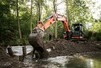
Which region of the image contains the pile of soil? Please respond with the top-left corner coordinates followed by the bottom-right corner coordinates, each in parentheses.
top-left (45, 39), bottom-right (101, 57)
top-left (0, 46), bottom-right (26, 68)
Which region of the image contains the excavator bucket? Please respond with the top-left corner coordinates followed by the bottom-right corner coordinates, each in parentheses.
top-left (28, 29), bottom-right (48, 59)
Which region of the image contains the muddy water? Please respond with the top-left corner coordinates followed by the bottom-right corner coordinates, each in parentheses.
top-left (23, 53), bottom-right (101, 68)
top-left (11, 46), bottom-right (101, 68)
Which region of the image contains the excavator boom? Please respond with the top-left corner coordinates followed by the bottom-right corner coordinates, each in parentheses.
top-left (35, 13), bottom-right (70, 32)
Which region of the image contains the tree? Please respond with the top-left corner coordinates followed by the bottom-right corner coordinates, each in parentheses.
top-left (16, 0), bottom-right (22, 41)
top-left (34, 0), bottom-right (44, 21)
top-left (30, 0), bottom-right (33, 33)
top-left (65, 0), bottom-right (69, 23)
top-left (0, 0), bottom-right (18, 45)
top-left (53, 0), bottom-right (57, 38)
top-left (66, 0), bottom-right (90, 26)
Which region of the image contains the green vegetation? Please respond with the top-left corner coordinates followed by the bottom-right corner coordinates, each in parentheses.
top-left (0, 0), bottom-right (101, 46)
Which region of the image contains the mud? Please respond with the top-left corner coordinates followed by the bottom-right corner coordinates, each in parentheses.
top-left (44, 39), bottom-right (101, 57)
top-left (0, 46), bottom-right (26, 68)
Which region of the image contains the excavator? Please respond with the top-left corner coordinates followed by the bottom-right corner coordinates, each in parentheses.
top-left (28, 13), bottom-right (83, 59)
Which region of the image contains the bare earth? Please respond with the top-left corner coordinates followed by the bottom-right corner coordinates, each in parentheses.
top-left (45, 39), bottom-right (101, 57)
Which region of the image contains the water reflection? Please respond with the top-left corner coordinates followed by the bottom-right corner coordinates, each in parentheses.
top-left (65, 54), bottom-right (101, 68)
top-left (65, 57), bottom-right (86, 68)
top-left (23, 54), bottom-right (101, 68)
top-left (32, 54), bottom-right (101, 68)
top-left (86, 59), bottom-right (94, 68)
top-left (10, 46), bottom-right (101, 68)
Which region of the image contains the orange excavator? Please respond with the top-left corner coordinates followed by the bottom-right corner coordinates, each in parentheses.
top-left (28, 13), bottom-right (83, 59)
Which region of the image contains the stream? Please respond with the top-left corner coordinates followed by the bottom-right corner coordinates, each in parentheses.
top-left (10, 45), bottom-right (101, 68)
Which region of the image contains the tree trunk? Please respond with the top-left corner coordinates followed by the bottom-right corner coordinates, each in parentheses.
top-left (54, 22), bottom-right (57, 38)
top-left (17, 0), bottom-right (22, 39)
top-left (53, 0), bottom-right (57, 38)
top-left (36, 0), bottom-right (42, 21)
top-left (53, 0), bottom-right (57, 13)
top-left (38, 3), bottom-right (41, 21)
top-left (65, 0), bottom-right (69, 24)
top-left (30, 0), bottom-right (32, 33)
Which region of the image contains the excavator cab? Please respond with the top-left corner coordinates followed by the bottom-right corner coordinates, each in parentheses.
top-left (71, 23), bottom-right (83, 40)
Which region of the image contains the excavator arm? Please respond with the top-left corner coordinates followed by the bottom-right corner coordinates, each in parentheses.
top-left (34, 13), bottom-right (71, 37)
top-left (56, 14), bottom-right (71, 38)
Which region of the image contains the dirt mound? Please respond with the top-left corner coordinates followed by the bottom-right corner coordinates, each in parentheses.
top-left (45, 39), bottom-right (101, 57)
top-left (0, 46), bottom-right (26, 68)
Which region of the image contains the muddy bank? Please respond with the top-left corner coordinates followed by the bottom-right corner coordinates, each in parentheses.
top-left (0, 46), bottom-right (26, 68)
top-left (45, 39), bottom-right (101, 57)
